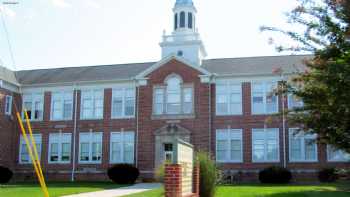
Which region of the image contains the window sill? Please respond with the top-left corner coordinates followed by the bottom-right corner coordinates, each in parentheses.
top-left (78, 161), bottom-right (102, 164)
top-left (80, 118), bottom-right (103, 121)
top-left (50, 119), bottom-right (73, 122)
top-left (289, 160), bottom-right (318, 163)
top-left (111, 116), bottom-right (135, 120)
top-left (48, 162), bottom-right (71, 164)
top-left (216, 161), bottom-right (243, 163)
top-left (252, 160), bottom-right (280, 163)
top-left (151, 114), bottom-right (195, 120)
top-left (327, 160), bottom-right (350, 163)
top-left (216, 114), bottom-right (243, 117)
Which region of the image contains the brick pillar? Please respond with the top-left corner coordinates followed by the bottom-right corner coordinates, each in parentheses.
top-left (165, 164), bottom-right (182, 197)
top-left (192, 164), bottom-right (200, 196)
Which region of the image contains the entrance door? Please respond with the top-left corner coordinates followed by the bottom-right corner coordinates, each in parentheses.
top-left (164, 143), bottom-right (173, 163)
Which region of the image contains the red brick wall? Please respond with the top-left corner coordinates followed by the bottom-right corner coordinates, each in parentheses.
top-left (137, 59), bottom-right (210, 177)
top-left (1, 59), bottom-right (349, 182)
top-left (0, 88), bottom-right (20, 170)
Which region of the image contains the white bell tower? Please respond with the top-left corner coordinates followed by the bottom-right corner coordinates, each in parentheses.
top-left (160, 0), bottom-right (207, 66)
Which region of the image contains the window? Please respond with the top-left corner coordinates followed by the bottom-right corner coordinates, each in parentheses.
top-left (188, 12), bottom-right (193, 28)
top-left (216, 82), bottom-right (242, 115)
top-left (216, 129), bottom-right (243, 163)
top-left (81, 89), bottom-right (104, 119)
top-left (164, 143), bottom-right (174, 162)
top-left (19, 134), bottom-right (42, 164)
top-left (22, 93), bottom-right (44, 121)
top-left (288, 94), bottom-right (304, 109)
top-left (112, 88), bottom-right (135, 118)
top-left (153, 75), bottom-right (193, 115)
top-left (48, 133), bottom-right (72, 163)
top-left (327, 146), bottom-right (350, 162)
top-left (177, 50), bottom-right (183, 57)
top-left (252, 128), bottom-right (279, 162)
top-left (79, 132), bottom-right (102, 163)
top-left (174, 13), bottom-right (178, 30)
top-left (110, 132), bottom-right (135, 164)
top-left (5, 95), bottom-right (12, 115)
top-left (289, 128), bottom-right (317, 162)
top-left (252, 82), bottom-right (278, 114)
top-left (180, 11), bottom-right (185, 28)
top-left (51, 91), bottom-right (73, 120)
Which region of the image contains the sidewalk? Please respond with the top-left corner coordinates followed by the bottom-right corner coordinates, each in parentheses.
top-left (62, 183), bottom-right (162, 197)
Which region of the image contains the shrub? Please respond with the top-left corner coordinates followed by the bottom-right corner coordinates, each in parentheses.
top-left (107, 164), bottom-right (139, 184)
top-left (0, 166), bottom-right (13, 184)
top-left (259, 166), bottom-right (292, 184)
top-left (196, 151), bottom-right (217, 197)
top-left (154, 162), bottom-right (166, 182)
top-left (318, 168), bottom-right (338, 182)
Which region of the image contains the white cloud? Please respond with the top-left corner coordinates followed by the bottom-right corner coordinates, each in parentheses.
top-left (86, 0), bottom-right (101, 9)
top-left (52, 0), bottom-right (72, 8)
top-left (0, 5), bottom-right (16, 18)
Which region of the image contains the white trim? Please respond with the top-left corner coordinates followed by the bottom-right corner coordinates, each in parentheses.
top-left (78, 132), bottom-right (103, 164)
top-left (252, 128), bottom-right (280, 163)
top-left (4, 95), bottom-right (13, 115)
top-left (48, 133), bottom-right (72, 164)
top-left (111, 87), bottom-right (136, 119)
top-left (50, 91), bottom-right (74, 121)
top-left (215, 129), bottom-right (243, 163)
top-left (251, 81), bottom-right (279, 115)
top-left (19, 134), bottom-right (42, 164)
top-left (80, 89), bottom-right (104, 120)
top-left (215, 81), bottom-right (243, 116)
top-left (288, 128), bottom-right (318, 163)
top-left (327, 145), bottom-right (350, 162)
top-left (109, 131), bottom-right (135, 164)
top-left (135, 55), bottom-right (211, 79)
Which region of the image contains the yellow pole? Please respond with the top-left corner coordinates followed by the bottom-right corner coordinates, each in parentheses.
top-left (24, 110), bottom-right (50, 197)
top-left (16, 113), bottom-right (49, 197)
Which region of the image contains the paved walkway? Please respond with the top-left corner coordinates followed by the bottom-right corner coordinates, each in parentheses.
top-left (62, 183), bottom-right (162, 197)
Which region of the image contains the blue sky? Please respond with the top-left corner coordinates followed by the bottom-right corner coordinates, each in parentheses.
top-left (0, 0), bottom-right (302, 71)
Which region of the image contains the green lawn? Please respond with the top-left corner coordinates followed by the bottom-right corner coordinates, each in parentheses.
top-left (0, 182), bottom-right (126, 197)
top-left (124, 183), bottom-right (350, 197)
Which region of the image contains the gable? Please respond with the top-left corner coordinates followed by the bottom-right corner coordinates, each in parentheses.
top-left (135, 55), bottom-right (211, 80)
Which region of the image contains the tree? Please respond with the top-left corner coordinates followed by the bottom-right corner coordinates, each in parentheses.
top-left (262, 0), bottom-right (350, 153)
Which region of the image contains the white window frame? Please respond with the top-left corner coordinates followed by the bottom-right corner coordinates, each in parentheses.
top-left (50, 91), bottom-right (73, 121)
top-left (80, 89), bottom-right (104, 120)
top-left (215, 82), bottom-right (242, 116)
top-left (152, 75), bottom-right (194, 115)
top-left (5, 95), bottom-right (13, 115)
top-left (48, 133), bottom-right (72, 164)
top-left (79, 132), bottom-right (103, 164)
top-left (251, 81), bottom-right (279, 115)
top-left (110, 131), bottom-right (135, 164)
top-left (288, 128), bottom-right (318, 163)
top-left (288, 94), bottom-right (304, 109)
top-left (111, 88), bottom-right (135, 119)
top-left (252, 128), bottom-right (280, 163)
top-left (22, 93), bottom-right (44, 121)
top-left (216, 129), bottom-right (243, 163)
top-left (327, 145), bottom-right (350, 162)
top-left (19, 134), bottom-right (42, 164)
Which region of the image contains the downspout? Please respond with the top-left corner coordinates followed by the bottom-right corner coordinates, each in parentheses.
top-left (135, 80), bottom-right (140, 167)
top-left (281, 75), bottom-right (287, 168)
top-left (71, 84), bottom-right (78, 182)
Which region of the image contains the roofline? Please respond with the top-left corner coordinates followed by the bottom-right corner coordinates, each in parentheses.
top-left (20, 78), bottom-right (138, 88)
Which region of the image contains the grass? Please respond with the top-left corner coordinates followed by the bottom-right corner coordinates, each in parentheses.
top-left (124, 183), bottom-right (350, 197)
top-left (0, 182), bottom-right (126, 197)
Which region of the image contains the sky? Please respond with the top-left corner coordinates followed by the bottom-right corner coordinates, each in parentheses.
top-left (0, 0), bottom-right (304, 71)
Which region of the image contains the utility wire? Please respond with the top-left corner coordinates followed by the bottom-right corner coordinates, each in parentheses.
top-left (0, 1), bottom-right (17, 71)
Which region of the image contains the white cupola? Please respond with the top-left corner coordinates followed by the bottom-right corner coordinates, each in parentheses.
top-left (160, 0), bottom-right (207, 66)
